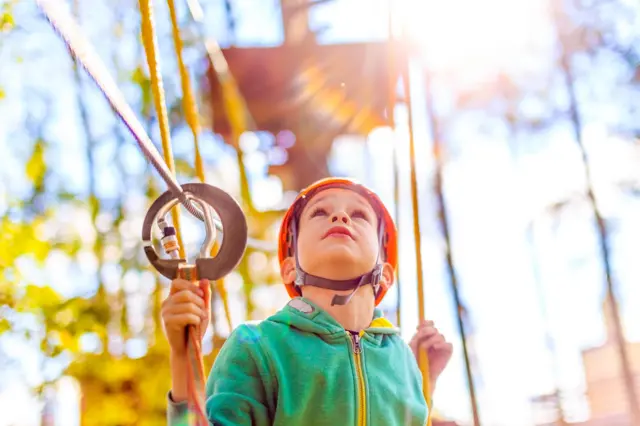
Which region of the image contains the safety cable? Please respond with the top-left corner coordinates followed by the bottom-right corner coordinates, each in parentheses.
top-left (35, 0), bottom-right (277, 253)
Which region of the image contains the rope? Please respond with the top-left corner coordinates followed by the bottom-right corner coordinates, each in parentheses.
top-left (166, 0), bottom-right (205, 183)
top-left (386, 1), bottom-right (401, 329)
top-left (36, 0), bottom-right (278, 253)
top-left (36, 1), bottom-right (211, 423)
top-left (166, 0), bottom-right (234, 359)
top-left (139, 0), bottom-right (187, 261)
top-left (424, 65), bottom-right (481, 426)
top-left (140, 1), bottom-right (215, 424)
top-left (401, 53), bottom-right (433, 425)
top-left (38, 3), bottom-right (432, 425)
top-left (183, 0), bottom-right (256, 214)
top-left (35, 0), bottom-right (197, 215)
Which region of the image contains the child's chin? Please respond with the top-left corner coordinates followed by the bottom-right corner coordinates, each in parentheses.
top-left (318, 244), bottom-right (358, 261)
top-left (313, 250), bottom-right (371, 276)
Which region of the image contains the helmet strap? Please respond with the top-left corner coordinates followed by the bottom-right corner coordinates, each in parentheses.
top-left (290, 214), bottom-right (386, 306)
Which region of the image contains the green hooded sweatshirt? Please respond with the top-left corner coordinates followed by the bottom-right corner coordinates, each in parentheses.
top-left (167, 297), bottom-right (428, 426)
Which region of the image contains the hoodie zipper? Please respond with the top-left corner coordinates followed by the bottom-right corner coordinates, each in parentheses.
top-left (348, 331), bottom-right (366, 426)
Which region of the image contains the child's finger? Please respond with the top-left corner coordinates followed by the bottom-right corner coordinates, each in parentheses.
top-left (417, 325), bottom-right (438, 340)
top-left (170, 279), bottom-right (205, 297)
top-left (432, 341), bottom-right (453, 352)
top-left (417, 320), bottom-right (434, 329)
top-left (171, 289), bottom-right (206, 309)
top-left (163, 301), bottom-right (207, 319)
top-left (166, 312), bottom-right (202, 328)
top-left (419, 333), bottom-right (444, 351)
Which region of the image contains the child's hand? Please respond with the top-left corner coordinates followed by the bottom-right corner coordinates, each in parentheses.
top-left (161, 278), bottom-right (211, 358)
top-left (409, 320), bottom-right (453, 389)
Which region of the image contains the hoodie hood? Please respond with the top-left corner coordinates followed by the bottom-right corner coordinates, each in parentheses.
top-left (268, 297), bottom-right (399, 339)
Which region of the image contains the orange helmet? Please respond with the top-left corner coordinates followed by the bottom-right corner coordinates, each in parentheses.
top-left (277, 177), bottom-right (397, 306)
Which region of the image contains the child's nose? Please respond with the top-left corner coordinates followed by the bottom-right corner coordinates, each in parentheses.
top-left (331, 212), bottom-right (350, 224)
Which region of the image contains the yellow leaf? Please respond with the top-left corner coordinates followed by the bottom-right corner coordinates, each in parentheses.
top-left (59, 330), bottom-right (78, 352)
top-left (0, 318), bottom-right (10, 334)
top-left (25, 140), bottom-right (46, 187)
top-left (0, 11), bottom-right (14, 33)
top-left (20, 285), bottom-right (62, 310)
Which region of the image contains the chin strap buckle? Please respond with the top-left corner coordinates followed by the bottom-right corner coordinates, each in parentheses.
top-left (371, 264), bottom-right (383, 296)
top-left (294, 267), bottom-right (305, 287)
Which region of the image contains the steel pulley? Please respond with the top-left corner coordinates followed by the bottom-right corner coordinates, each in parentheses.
top-left (141, 182), bottom-right (248, 281)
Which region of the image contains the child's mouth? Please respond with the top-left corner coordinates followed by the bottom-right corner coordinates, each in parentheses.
top-left (323, 226), bottom-right (354, 240)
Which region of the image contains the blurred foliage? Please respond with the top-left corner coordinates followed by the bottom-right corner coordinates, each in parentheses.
top-left (0, 1), bottom-right (284, 424)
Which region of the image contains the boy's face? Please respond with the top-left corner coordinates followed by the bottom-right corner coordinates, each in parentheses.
top-left (288, 187), bottom-right (381, 281)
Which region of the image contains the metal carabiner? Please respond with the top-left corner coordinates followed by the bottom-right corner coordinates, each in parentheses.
top-left (155, 193), bottom-right (217, 260)
top-left (141, 182), bottom-right (248, 281)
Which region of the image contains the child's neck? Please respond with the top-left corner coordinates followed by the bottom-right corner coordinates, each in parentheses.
top-left (302, 286), bottom-right (375, 331)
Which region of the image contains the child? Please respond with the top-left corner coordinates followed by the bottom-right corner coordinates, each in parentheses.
top-left (162, 177), bottom-right (453, 425)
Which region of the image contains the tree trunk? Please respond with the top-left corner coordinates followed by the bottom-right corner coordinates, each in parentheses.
top-left (555, 8), bottom-right (640, 422)
top-left (423, 68), bottom-right (481, 426)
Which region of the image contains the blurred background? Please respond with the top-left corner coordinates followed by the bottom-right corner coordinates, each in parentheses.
top-left (1, 0), bottom-right (639, 425)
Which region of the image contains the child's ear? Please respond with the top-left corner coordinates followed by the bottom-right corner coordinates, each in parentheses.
top-left (380, 262), bottom-right (395, 287)
top-left (280, 257), bottom-right (297, 284)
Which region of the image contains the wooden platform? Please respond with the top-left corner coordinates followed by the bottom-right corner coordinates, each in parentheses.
top-left (205, 41), bottom-right (405, 139)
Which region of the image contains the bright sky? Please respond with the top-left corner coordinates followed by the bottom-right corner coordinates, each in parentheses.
top-left (1, 0), bottom-right (640, 425)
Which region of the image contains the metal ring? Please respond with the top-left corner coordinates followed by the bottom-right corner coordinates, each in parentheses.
top-left (141, 183), bottom-right (248, 280)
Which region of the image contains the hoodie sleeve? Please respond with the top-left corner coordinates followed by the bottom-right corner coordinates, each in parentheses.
top-left (210, 323), bottom-right (275, 425)
top-left (166, 392), bottom-right (189, 426)
top-left (167, 323), bottom-right (273, 426)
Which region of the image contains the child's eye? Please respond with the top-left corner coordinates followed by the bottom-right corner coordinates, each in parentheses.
top-left (351, 209), bottom-right (368, 220)
top-left (310, 207), bottom-right (328, 218)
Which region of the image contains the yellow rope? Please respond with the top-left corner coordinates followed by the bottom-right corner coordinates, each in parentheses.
top-left (165, 0), bottom-right (233, 333)
top-left (166, 0), bottom-right (205, 183)
top-left (143, 1), bottom-right (432, 422)
top-left (401, 53), bottom-right (433, 425)
top-left (201, 36), bottom-right (255, 213)
top-left (388, 1), bottom-right (432, 419)
top-left (386, 4), bottom-right (401, 330)
top-left (214, 280), bottom-right (233, 330)
top-left (139, 0), bottom-right (186, 260)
